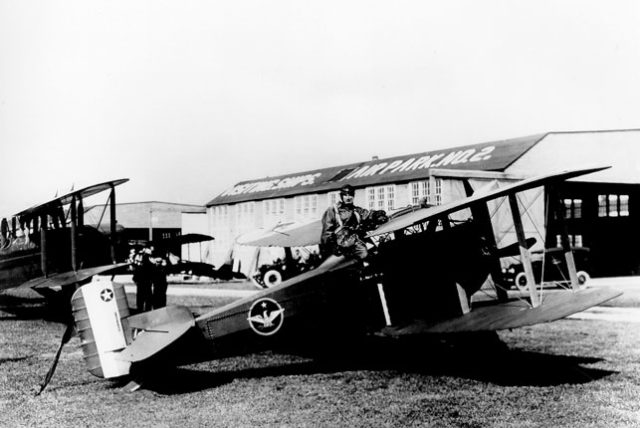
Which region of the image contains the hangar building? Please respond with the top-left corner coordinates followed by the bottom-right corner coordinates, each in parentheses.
top-left (84, 201), bottom-right (206, 259)
top-left (205, 129), bottom-right (640, 278)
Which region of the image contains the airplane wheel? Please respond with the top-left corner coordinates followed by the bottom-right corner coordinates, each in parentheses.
top-left (577, 271), bottom-right (590, 287)
top-left (251, 274), bottom-right (267, 289)
top-left (515, 272), bottom-right (529, 292)
top-left (262, 269), bottom-right (283, 288)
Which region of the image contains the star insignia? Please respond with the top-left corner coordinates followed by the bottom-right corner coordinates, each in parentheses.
top-left (100, 288), bottom-right (114, 302)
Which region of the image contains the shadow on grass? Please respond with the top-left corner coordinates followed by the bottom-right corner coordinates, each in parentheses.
top-left (136, 333), bottom-right (616, 395)
top-left (0, 294), bottom-right (70, 323)
top-left (0, 356), bottom-right (30, 365)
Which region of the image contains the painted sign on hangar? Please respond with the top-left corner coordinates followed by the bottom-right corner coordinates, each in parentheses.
top-left (208, 134), bottom-right (544, 206)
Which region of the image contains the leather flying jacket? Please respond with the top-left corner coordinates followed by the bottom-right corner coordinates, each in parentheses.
top-left (320, 201), bottom-right (370, 248)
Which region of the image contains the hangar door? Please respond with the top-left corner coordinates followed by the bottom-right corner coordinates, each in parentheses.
top-left (550, 182), bottom-right (640, 277)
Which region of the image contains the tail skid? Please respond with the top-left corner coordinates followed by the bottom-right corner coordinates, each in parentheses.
top-left (72, 277), bottom-right (194, 379)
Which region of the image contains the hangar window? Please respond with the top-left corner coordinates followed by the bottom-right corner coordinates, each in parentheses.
top-left (620, 195), bottom-right (630, 216)
top-left (367, 185), bottom-right (396, 211)
top-left (411, 178), bottom-right (442, 206)
top-left (235, 202), bottom-right (256, 235)
top-left (433, 178), bottom-right (442, 205)
top-left (263, 198), bottom-right (285, 226)
top-left (327, 191), bottom-right (340, 207)
top-left (563, 198), bottom-right (582, 219)
top-left (212, 206), bottom-right (230, 225)
top-left (211, 205), bottom-right (232, 245)
top-left (411, 181), bottom-right (428, 205)
top-left (598, 194), bottom-right (629, 217)
top-left (294, 194), bottom-right (318, 221)
top-left (556, 234), bottom-right (583, 247)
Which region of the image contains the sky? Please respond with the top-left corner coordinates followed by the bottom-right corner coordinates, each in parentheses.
top-left (1, 1), bottom-right (640, 216)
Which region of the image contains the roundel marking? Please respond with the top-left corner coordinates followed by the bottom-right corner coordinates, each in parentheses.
top-left (100, 288), bottom-right (114, 302)
top-left (247, 297), bottom-right (285, 336)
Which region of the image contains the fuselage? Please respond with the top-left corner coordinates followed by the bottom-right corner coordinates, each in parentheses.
top-left (0, 226), bottom-right (113, 291)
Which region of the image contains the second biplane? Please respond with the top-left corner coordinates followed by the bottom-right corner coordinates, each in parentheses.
top-left (0, 179), bottom-right (130, 302)
top-left (67, 166), bottom-right (622, 387)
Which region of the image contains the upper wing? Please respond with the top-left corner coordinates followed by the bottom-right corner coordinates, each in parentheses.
top-left (236, 219), bottom-right (322, 247)
top-left (368, 166), bottom-right (610, 237)
top-left (154, 233), bottom-right (214, 248)
top-left (381, 287), bottom-right (622, 335)
top-left (14, 179), bottom-right (129, 218)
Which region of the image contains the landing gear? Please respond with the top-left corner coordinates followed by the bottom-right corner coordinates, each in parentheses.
top-left (262, 269), bottom-right (283, 288)
top-left (576, 270), bottom-right (590, 286)
top-left (251, 269), bottom-right (283, 289)
top-left (515, 272), bottom-right (530, 292)
top-left (514, 270), bottom-right (590, 292)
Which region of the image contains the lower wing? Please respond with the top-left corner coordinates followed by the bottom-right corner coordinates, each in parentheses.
top-left (17, 263), bottom-right (130, 292)
top-left (382, 287), bottom-right (622, 335)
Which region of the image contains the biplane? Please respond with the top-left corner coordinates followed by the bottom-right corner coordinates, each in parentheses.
top-left (236, 222), bottom-right (323, 288)
top-left (0, 179), bottom-right (130, 301)
top-left (146, 233), bottom-right (244, 281)
top-left (65, 167), bottom-right (622, 388)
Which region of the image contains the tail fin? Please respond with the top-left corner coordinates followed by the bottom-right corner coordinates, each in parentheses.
top-left (72, 276), bottom-right (195, 379)
top-left (71, 276), bottom-right (132, 378)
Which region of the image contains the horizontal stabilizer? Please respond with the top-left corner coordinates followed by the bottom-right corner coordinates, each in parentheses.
top-left (118, 306), bottom-right (195, 362)
top-left (383, 287), bottom-right (622, 335)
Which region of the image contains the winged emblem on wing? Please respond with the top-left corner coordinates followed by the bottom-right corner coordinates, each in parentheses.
top-left (247, 298), bottom-right (285, 336)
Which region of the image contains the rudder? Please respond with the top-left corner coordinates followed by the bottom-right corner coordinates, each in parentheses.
top-left (71, 276), bottom-right (131, 378)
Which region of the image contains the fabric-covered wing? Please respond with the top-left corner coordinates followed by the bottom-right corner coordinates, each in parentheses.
top-left (382, 287), bottom-right (621, 335)
top-left (154, 233), bottom-right (214, 248)
top-left (237, 220), bottom-right (322, 247)
top-left (17, 262), bottom-right (130, 290)
top-left (15, 179), bottom-right (129, 218)
top-left (369, 166), bottom-right (609, 237)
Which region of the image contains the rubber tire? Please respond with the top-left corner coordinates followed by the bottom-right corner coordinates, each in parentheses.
top-left (251, 274), bottom-right (267, 289)
top-left (515, 272), bottom-right (530, 292)
top-left (263, 269), bottom-right (283, 288)
top-left (577, 270), bottom-right (590, 287)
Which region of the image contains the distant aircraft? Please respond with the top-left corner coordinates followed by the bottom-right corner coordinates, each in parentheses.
top-left (55, 166), bottom-right (623, 391)
top-left (237, 221), bottom-right (323, 288)
top-left (0, 179), bottom-right (130, 300)
top-left (150, 233), bottom-right (244, 281)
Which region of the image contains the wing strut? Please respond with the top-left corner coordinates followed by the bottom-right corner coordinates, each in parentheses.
top-left (109, 184), bottom-right (117, 263)
top-left (463, 179), bottom-right (508, 302)
top-left (456, 283), bottom-right (471, 314)
top-left (377, 283), bottom-right (392, 326)
top-left (77, 196), bottom-right (84, 227)
top-left (508, 194), bottom-right (540, 307)
top-left (40, 214), bottom-right (48, 277)
top-left (70, 195), bottom-right (78, 272)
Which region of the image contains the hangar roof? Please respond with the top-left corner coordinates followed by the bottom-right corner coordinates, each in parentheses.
top-left (85, 201), bottom-right (205, 229)
top-left (508, 129), bottom-right (640, 184)
top-left (207, 134), bottom-right (545, 206)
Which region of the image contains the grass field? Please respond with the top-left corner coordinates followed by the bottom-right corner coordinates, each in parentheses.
top-left (1, 289), bottom-right (639, 427)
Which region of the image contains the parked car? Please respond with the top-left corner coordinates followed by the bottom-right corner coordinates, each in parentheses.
top-left (252, 249), bottom-right (323, 289)
top-left (502, 247), bottom-right (591, 291)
